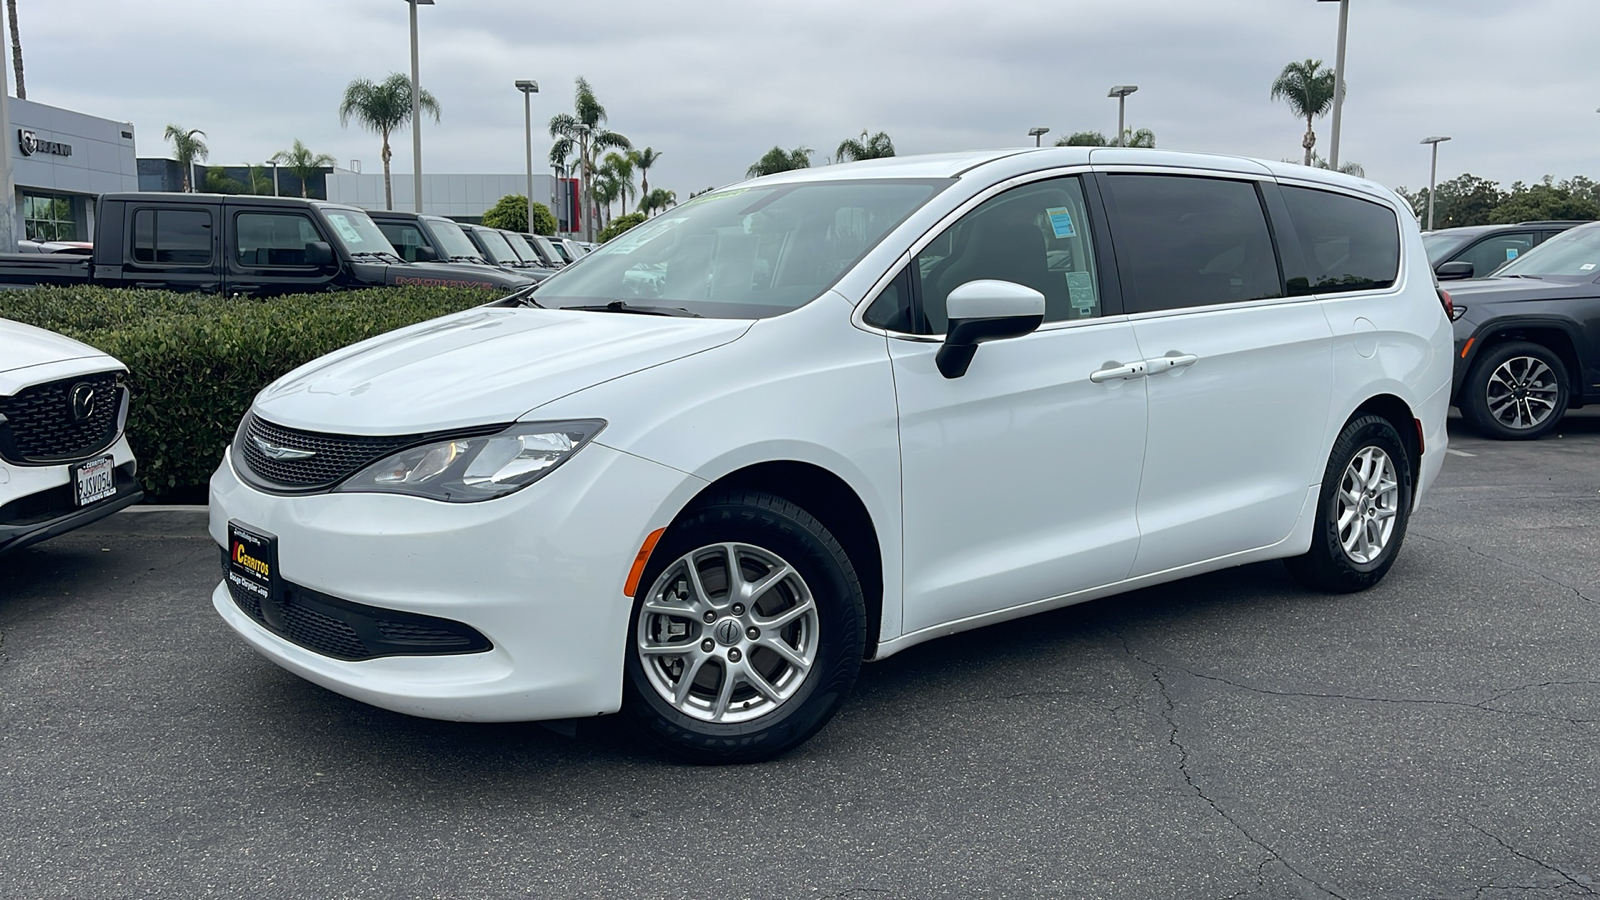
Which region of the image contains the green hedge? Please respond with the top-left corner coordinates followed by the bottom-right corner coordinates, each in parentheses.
top-left (0, 285), bottom-right (500, 502)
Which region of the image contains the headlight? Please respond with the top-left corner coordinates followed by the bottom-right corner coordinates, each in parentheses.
top-left (335, 419), bottom-right (605, 502)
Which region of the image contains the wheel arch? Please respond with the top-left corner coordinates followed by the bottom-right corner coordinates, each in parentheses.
top-left (1349, 393), bottom-right (1422, 493)
top-left (679, 461), bottom-right (884, 660)
top-left (1457, 321), bottom-right (1584, 409)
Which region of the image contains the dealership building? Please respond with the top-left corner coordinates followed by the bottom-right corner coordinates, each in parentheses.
top-left (6, 97), bottom-right (138, 241)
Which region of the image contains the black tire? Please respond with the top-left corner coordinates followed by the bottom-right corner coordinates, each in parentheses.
top-left (1284, 415), bottom-right (1414, 593)
top-left (1460, 340), bottom-right (1569, 440)
top-left (622, 490), bottom-right (866, 764)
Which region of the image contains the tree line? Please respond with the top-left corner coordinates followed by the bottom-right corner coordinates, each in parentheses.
top-left (1394, 175), bottom-right (1600, 229)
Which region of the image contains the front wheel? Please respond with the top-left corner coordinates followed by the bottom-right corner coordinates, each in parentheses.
top-left (623, 490), bottom-right (866, 764)
top-left (1285, 415), bottom-right (1414, 593)
top-left (1460, 340), bottom-right (1569, 440)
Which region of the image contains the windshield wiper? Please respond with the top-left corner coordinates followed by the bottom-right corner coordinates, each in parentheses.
top-left (449, 255), bottom-right (487, 263)
top-left (351, 250), bottom-right (406, 263)
top-left (1503, 273), bottom-right (1543, 279)
top-left (564, 300), bottom-right (701, 318)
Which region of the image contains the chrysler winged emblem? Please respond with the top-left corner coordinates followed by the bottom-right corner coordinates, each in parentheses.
top-left (251, 435), bottom-right (316, 461)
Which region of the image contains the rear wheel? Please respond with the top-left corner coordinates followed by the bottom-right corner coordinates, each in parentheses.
top-left (623, 490), bottom-right (866, 764)
top-left (1461, 340), bottom-right (1569, 440)
top-left (1285, 415), bottom-right (1413, 593)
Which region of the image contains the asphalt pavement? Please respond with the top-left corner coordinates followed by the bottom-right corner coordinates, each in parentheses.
top-left (2, 413), bottom-right (1598, 899)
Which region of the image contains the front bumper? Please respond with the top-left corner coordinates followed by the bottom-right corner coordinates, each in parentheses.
top-left (208, 440), bottom-right (698, 722)
top-left (0, 436), bottom-right (142, 554)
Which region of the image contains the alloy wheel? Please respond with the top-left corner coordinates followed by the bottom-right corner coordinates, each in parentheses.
top-left (1336, 446), bottom-right (1400, 565)
top-left (636, 542), bottom-right (820, 724)
top-left (1486, 355), bottom-right (1560, 431)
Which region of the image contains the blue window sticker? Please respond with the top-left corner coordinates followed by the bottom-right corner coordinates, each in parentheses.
top-left (1045, 207), bottom-right (1076, 238)
top-left (1506, 248), bottom-right (1519, 260)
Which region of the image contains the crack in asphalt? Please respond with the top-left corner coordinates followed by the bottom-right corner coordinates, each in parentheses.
top-left (1412, 530), bottom-right (1600, 609)
top-left (1170, 667), bottom-right (1598, 729)
top-left (1116, 631), bottom-right (1348, 900)
top-left (1465, 820), bottom-right (1598, 896)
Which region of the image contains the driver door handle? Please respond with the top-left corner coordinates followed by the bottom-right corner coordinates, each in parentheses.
top-left (1144, 353), bottom-right (1199, 374)
top-left (1089, 361), bottom-right (1148, 383)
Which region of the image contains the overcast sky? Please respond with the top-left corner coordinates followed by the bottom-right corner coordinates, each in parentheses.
top-left (21, 0), bottom-right (1598, 200)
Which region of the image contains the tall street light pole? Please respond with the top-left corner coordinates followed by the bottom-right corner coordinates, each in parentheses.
top-left (1319, 0), bottom-right (1350, 169)
top-left (1028, 127), bottom-right (1050, 147)
top-left (406, 0), bottom-right (433, 214)
top-left (1421, 136), bottom-right (1450, 231)
top-left (516, 80), bottom-right (539, 231)
top-left (1108, 85), bottom-right (1138, 147)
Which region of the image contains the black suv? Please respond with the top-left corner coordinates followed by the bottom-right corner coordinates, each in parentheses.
top-left (1425, 221), bottom-right (1589, 281)
top-left (1448, 221), bottom-right (1600, 438)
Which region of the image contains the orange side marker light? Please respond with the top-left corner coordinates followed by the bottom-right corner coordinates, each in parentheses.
top-left (624, 527), bottom-right (666, 598)
top-left (1460, 336), bottom-right (1475, 359)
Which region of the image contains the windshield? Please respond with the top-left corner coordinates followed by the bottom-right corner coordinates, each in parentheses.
top-left (1496, 224), bottom-right (1600, 277)
top-left (502, 231), bottom-right (543, 265)
top-left (1422, 231), bottom-right (1478, 265)
top-left (323, 209), bottom-right (399, 256)
top-left (472, 228), bottom-right (519, 265)
top-left (533, 179), bottom-right (948, 318)
top-left (429, 219), bottom-right (483, 260)
top-left (528, 234), bottom-right (563, 266)
top-left (549, 241), bottom-right (575, 263)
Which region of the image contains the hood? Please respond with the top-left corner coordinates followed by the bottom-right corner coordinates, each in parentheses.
top-left (253, 307), bottom-right (752, 434)
top-left (370, 259), bottom-right (536, 291)
top-left (1445, 275), bottom-right (1600, 304)
top-left (0, 317), bottom-right (117, 375)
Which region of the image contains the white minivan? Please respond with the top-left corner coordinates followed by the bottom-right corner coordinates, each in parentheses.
top-left (209, 148), bottom-right (1452, 762)
top-left (1, 320), bottom-right (141, 553)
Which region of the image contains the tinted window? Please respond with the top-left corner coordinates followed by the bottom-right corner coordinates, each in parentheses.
top-left (1280, 186), bottom-right (1400, 294)
top-left (915, 176), bottom-right (1102, 334)
top-left (1457, 233), bottom-right (1535, 278)
top-left (236, 212), bottom-right (322, 267)
top-left (1105, 175), bottom-right (1281, 312)
top-left (378, 222), bottom-right (430, 262)
top-left (1422, 230), bottom-right (1478, 265)
top-left (131, 208), bottom-right (212, 265)
top-left (862, 265), bottom-right (916, 332)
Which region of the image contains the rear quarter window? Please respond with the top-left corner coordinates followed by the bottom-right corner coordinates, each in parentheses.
top-left (1279, 186), bottom-right (1400, 295)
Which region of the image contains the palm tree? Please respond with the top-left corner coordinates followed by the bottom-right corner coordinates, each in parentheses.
top-left (270, 139), bottom-right (337, 199)
top-left (1054, 128), bottom-right (1155, 148)
top-left (629, 146), bottom-right (662, 197)
top-left (548, 77), bottom-right (631, 241)
top-left (339, 73), bottom-right (441, 210)
top-left (639, 187), bottom-right (677, 216)
top-left (1271, 59), bottom-right (1337, 166)
top-left (163, 125), bottom-right (208, 192)
top-left (835, 130), bottom-right (895, 162)
top-left (746, 146), bottom-right (811, 178)
top-left (5, 0), bottom-right (23, 99)
top-left (597, 151), bottom-right (636, 223)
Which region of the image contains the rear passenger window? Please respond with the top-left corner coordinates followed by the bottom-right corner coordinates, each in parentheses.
top-left (131, 208), bottom-right (213, 266)
top-left (1104, 174), bottom-right (1282, 312)
top-left (1279, 185), bottom-right (1400, 295)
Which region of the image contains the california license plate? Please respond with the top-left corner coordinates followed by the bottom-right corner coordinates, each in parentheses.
top-left (72, 454), bottom-right (116, 506)
top-left (226, 521), bottom-right (278, 605)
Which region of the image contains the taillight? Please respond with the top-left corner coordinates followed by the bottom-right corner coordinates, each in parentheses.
top-left (1437, 287), bottom-right (1454, 320)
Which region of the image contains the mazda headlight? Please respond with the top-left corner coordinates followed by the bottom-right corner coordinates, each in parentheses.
top-left (335, 420), bottom-right (605, 502)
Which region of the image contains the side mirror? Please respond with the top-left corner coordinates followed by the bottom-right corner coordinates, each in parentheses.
top-left (304, 241), bottom-right (335, 266)
top-left (412, 245), bottom-right (438, 262)
top-left (1436, 260), bottom-right (1475, 280)
top-left (935, 280), bottom-right (1045, 379)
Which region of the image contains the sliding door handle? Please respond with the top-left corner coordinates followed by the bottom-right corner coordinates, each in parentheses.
top-left (1089, 361), bottom-right (1148, 383)
top-left (1145, 353), bottom-right (1199, 374)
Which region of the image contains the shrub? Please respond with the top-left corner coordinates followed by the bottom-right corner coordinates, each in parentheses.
top-left (481, 194), bottom-right (558, 236)
top-left (598, 212), bottom-right (646, 243)
top-left (0, 285), bottom-right (499, 501)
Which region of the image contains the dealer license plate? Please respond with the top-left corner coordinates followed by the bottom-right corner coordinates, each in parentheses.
top-left (226, 521), bottom-right (279, 605)
top-left (72, 455), bottom-right (116, 506)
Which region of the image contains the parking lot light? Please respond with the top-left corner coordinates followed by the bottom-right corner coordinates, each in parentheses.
top-left (405, 0), bottom-right (434, 214)
top-left (516, 80), bottom-right (540, 233)
top-left (1421, 135), bottom-right (1451, 230)
top-left (1108, 85), bottom-right (1138, 147)
top-left (1318, 0), bottom-right (1350, 169)
top-left (1027, 127), bottom-right (1050, 147)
